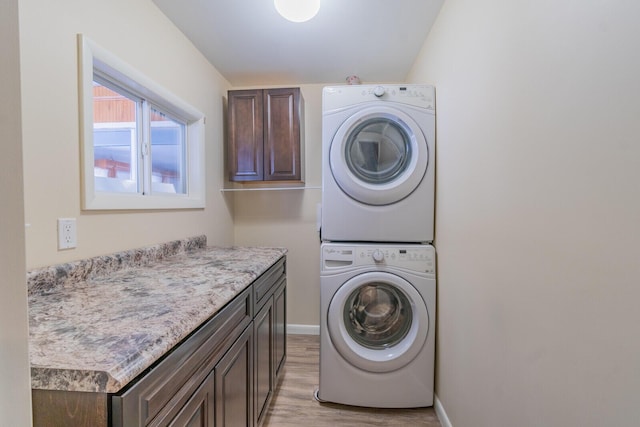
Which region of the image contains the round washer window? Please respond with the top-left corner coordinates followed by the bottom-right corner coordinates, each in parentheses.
top-left (344, 282), bottom-right (412, 349)
top-left (344, 118), bottom-right (412, 185)
top-left (327, 271), bottom-right (429, 373)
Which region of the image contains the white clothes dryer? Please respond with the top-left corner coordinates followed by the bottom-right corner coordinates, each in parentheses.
top-left (321, 84), bottom-right (436, 243)
top-left (319, 242), bottom-right (436, 408)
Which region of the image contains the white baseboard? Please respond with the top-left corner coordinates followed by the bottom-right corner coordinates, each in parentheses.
top-left (434, 394), bottom-right (452, 427)
top-left (287, 324), bottom-right (320, 335)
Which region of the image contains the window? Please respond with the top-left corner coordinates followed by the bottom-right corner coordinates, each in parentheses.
top-left (78, 34), bottom-right (205, 210)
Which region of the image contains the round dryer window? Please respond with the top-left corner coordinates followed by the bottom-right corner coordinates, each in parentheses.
top-left (330, 106), bottom-right (429, 206)
top-left (327, 271), bottom-right (429, 373)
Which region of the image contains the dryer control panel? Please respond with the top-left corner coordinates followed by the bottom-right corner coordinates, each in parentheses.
top-left (322, 243), bottom-right (435, 274)
top-left (323, 84), bottom-right (435, 111)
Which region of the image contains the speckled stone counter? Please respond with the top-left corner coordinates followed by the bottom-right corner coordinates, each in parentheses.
top-left (27, 236), bottom-right (286, 394)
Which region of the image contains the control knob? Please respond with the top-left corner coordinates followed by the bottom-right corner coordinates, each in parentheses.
top-left (373, 86), bottom-right (385, 97)
top-left (372, 249), bottom-right (385, 263)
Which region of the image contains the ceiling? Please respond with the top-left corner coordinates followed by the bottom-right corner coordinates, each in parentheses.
top-left (152, 0), bottom-right (445, 86)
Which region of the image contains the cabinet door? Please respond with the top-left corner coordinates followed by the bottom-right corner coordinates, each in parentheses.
top-left (274, 282), bottom-right (287, 379)
top-left (263, 88), bottom-right (301, 181)
top-left (168, 371), bottom-right (215, 427)
top-left (254, 297), bottom-right (274, 425)
top-left (215, 325), bottom-right (253, 427)
top-left (228, 90), bottom-right (264, 181)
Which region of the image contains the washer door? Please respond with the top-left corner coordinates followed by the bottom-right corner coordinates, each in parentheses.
top-left (327, 271), bottom-right (429, 373)
top-left (329, 106), bottom-right (429, 206)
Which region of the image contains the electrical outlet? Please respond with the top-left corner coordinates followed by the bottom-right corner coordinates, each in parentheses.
top-left (58, 218), bottom-right (77, 250)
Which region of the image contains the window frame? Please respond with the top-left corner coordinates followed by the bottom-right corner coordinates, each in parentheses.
top-left (78, 34), bottom-right (206, 210)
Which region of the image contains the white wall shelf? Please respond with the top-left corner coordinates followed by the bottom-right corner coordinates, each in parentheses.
top-left (220, 186), bottom-right (320, 192)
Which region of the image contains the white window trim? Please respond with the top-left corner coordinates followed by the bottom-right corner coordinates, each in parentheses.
top-left (78, 34), bottom-right (206, 210)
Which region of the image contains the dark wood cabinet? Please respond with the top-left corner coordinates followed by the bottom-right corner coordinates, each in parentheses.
top-left (254, 296), bottom-right (273, 425)
top-left (227, 88), bottom-right (303, 182)
top-left (252, 259), bottom-right (287, 426)
top-left (114, 287), bottom-right (253, 427)
top-left (165, 324), bottom-right (253, 427)
top-left (32, 258), bottom-right (286, 427)
top-left (274, 282), bottom-right (287, 379)
top-left (168, 371), bottom-right (215, 427)
top-left (214, 325), bottom-right (254, 427)
top-left (227, 90), bottom-right (263, 182)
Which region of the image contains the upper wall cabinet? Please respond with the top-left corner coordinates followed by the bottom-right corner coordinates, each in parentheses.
top-left (227, 88), bottom-right (304, 182)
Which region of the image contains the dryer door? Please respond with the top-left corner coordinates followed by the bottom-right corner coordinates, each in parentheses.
top-left (329, 106), bottom-right (429, 205)
top-left (327, 271), bottom-right (429, 373)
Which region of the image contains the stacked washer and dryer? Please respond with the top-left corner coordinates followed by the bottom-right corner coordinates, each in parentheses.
top-left (319, 84), bottom-right (437, 408)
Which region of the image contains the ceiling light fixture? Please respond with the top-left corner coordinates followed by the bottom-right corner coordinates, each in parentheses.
top-left (274, 0), bottom-right (320, 23)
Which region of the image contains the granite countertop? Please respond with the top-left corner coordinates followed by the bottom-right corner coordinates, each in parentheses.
top-left (27, 236), bottom-right (286, 394)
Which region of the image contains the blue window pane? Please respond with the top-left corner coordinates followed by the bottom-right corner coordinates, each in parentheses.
top-left (92, 81), bottom-right (138, 193)
top-left (150, 109), bottom-right (186, 194)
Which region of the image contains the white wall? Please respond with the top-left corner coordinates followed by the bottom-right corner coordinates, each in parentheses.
top-left (19, 0), bottom-right (233, 269)
top-left (232, 84), bottom-right (326, 327)
top-left (0, 0), bottom-right (32, 424)
top-left (408, 1), bottom-right (640, 425)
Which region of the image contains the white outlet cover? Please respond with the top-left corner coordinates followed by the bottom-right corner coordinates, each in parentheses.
top-left (58, 218), bottom-right (77, 250)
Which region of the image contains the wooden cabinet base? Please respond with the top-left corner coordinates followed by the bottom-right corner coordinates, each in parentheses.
top-left (32, 389), bottom-right (108, 427)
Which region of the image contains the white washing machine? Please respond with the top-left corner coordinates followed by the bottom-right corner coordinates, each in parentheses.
top-left (319, 242), bottom-right (436, 408)
top-left (321, 84), bottom-right (436, 243)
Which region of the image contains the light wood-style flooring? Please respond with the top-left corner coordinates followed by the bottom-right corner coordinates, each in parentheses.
top-left (262, 334), bottom-right (441, 427)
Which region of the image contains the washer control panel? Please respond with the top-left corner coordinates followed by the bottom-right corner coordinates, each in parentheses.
top-left (322, 243), bottom-right (435, 274)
